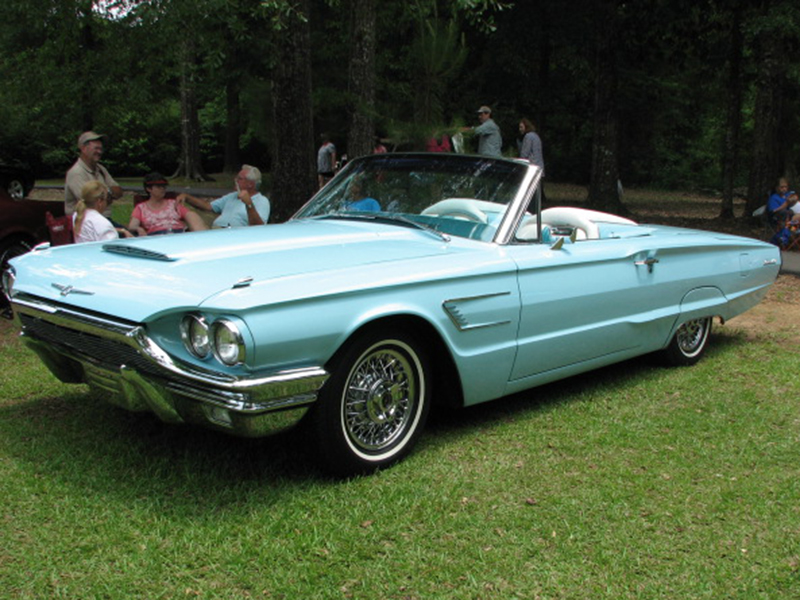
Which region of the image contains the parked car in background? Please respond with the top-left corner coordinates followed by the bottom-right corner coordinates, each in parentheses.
top-left (0, 161), bottom-right (36, 200)
top-left (3, 153), bottom-right (781, 476)
top-left (0, 187), bottom-right (63, 299)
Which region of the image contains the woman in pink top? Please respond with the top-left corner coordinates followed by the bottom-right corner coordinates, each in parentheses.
top-left (128, 173), bottom-right (206, 236)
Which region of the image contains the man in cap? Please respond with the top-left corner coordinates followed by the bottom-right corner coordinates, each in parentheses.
top-left (464, 105), bottom-right (503, 157)
top-left (65, 131), bottom-right (123, 217)
top-left (177, 164), bottom-right (270, 228)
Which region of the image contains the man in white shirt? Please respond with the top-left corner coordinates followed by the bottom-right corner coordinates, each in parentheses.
top-left (178, 165), bottom-right (270, 228)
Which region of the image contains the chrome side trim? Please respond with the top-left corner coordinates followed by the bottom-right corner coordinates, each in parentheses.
top-left (442, 291), bottom-right (513, 331)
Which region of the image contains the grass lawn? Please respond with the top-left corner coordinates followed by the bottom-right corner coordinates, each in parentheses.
top-left (2, 285), bottom-right (799, 598)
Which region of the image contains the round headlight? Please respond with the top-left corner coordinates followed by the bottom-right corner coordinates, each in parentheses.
top-left (211, 319), bottom-right (245, 366)
top-left (181, 314), bottom-right (211, 359)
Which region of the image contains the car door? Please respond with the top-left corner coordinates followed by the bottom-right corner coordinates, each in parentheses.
top-left (505, 237), bottom-right (679, 382)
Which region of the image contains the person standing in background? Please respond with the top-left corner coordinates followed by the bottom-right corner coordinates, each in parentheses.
top-left (317, 134), bottom-right (337, 189)
top-left (518, 118), bottom-right (545, 173)
top-left (65, 131), bottom-right (123, 218)
top-left (464, 106), bottom-right (503, 157)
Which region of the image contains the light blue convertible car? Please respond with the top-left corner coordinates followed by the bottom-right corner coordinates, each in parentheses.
top-left (2, 154), bottom-right (781, 475)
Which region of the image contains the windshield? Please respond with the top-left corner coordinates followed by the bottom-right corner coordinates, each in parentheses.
top-left (293, 153), bottom-right (531, 242)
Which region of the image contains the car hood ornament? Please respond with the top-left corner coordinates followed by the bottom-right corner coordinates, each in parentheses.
top-left (51, 283), bottom-right (94, 297)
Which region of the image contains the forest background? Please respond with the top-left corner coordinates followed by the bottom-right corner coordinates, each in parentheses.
top-left (0, 0), bottom-right (799, 222)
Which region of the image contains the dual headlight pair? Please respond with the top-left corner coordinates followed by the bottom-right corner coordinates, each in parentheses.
top-left (180, 314), bottom-right (246, 366)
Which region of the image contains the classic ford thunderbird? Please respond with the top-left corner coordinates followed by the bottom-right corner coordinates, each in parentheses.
top-left (3, 154), bottom-right (781, 475)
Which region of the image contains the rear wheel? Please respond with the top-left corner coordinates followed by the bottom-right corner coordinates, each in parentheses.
top-left (661, 317), bottom-right (712, 366)
top-left (310, 327), bottom-right (431, 477)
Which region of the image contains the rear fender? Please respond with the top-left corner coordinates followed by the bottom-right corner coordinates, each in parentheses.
top-left (666, 286), bottom-right (725, 342)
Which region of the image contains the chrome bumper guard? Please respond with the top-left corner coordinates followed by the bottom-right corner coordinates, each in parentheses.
top-left (11, 296), bottom-right (329, 437)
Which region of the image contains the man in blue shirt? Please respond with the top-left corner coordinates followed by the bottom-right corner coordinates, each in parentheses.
top-left (178, 165), bottom-right (270, 228)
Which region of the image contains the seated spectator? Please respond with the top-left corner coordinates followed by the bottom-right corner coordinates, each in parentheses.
top-left (787, 191), bottom-right (800, 222)
top-left (178, 165), bottom-right (270, 228)
top-left (767, 177), bottom-right (793, 225)
top-left (73, 181), bottom-right (133, 243)
top-left (129, 173), bottom-right (207, 236)
top-left (346, 177), bottom-right (380, 212)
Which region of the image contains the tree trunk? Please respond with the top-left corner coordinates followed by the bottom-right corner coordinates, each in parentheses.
top-left (587, 2), bottom-right (625, 215)
top-left (224, 79), bottom-right (241, 174)
top-left (719, 3), bottom-right (743, 220)
top-left (745, 19), bottom-right (786, 219)
top-left (172, 40), bottom-right (210, 181)
top-left (270, 0), bottom-right (317, 222)
top-left (347, 0), bottom-right (377, 159)
top-left (79, 1), bottom-right (95, 131)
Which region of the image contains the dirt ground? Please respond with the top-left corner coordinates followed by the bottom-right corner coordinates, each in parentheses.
top-left (720, 274), bottom-right (800, 339)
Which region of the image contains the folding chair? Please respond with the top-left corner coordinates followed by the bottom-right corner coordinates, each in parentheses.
top-left (45, 211), bottom-right (73, 246)
top-left (786, 223), bottom-right (800, 252)
top-left (753, 204), bottom-right (782, 243)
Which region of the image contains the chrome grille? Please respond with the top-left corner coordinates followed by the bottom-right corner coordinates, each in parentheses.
top-left (19, 313), bottom-right (159, 376)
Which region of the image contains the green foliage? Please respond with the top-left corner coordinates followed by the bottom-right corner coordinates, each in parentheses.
top-left (410, 17), bottom-right (468, 126)
top-left (1, 0), bottom-right (799, 195)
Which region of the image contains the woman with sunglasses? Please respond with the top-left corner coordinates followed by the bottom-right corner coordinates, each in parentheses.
top-left (128, 172), bottom-right (206, 236)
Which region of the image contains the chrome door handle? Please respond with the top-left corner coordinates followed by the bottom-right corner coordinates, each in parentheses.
top-left (634, 257), bottom-right (659, 273)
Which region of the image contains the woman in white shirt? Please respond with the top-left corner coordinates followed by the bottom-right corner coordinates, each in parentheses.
top-left (73, 181), bottom-right (132, 243)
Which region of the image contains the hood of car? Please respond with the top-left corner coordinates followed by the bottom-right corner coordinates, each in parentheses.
top-left (11, 219), bottom-right (498, 322)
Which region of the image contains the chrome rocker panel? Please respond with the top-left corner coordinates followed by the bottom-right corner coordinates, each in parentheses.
top-left (12, 296), bottom-right (328, 438)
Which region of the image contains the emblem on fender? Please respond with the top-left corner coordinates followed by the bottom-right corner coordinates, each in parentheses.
top-left (51, 283), bottom-right (94, 297)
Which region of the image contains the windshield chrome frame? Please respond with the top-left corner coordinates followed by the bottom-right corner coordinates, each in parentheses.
top-left (491, 162), bottom-right (543, 245)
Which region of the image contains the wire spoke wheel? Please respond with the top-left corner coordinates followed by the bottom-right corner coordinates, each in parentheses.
top-left (676, 319), bottom-right (708, 356)
top-left (343, 344), bottom-right (418, 453)
top-left (661, 316), bottom-right (711, 366)
top-left (312, 328), bottom-right (430, 476)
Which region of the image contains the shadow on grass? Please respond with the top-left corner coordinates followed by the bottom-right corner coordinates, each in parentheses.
top-left (1, 387), bottom-right (328, 511)
top-left (1, 329), bottom-right (748, 501)
top-left (422, 329), bottom-right (745, 448)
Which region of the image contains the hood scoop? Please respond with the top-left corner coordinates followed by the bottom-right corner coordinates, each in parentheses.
top-left (102, 243), bottom-right (176, 262)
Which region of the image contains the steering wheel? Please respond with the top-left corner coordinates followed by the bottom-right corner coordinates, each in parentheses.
top-left (421, 199), bottom-right (489, 224)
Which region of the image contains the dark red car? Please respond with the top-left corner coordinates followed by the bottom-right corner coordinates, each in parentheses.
top-left (0, 187), bottom-right (64, 277)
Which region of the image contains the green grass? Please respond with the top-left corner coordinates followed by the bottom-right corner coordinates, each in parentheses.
top-left (2, 315), bottom-right (799, 599)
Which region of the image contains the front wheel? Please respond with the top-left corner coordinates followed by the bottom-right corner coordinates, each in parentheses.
top-left (309, 328), bottom-right (431, 477)
top-left (660, 317), bottom-right (712, 366)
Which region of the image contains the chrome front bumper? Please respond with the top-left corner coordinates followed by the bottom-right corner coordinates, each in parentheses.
top-left (12, 296), bottom-right (329, 437)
